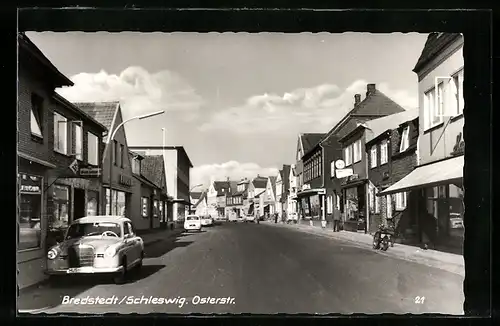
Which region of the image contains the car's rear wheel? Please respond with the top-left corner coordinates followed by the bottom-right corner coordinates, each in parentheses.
top-left (113, 257), bottom-right (128, 284)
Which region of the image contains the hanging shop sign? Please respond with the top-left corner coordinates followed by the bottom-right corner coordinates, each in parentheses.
top-left (302, 184), bottom-right (311, 191)
top-left (335, 168), bottom-right (354, 179)
top-left (69, 159), bottom-right (79, 175)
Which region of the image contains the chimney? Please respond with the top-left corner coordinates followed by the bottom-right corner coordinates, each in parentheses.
top-left (226, 176), bottom-right (230, 181)
top-left (366, 83), bottom-right (376, 97)
top-left (354, 94), bottom-right (361, 106)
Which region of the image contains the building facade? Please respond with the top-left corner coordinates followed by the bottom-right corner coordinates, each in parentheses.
top-left (75, 102), bottom-right (135, 218)
top-left (287, 165), bottom-right (298, 217)
top-left (226, 181), bottom-right (243, 219)
top-left (275, 165), bottom-right (291, 221)
top-left (17, 33), bottom-right (106, 289)
top-left (366, 116), bottom-right (419, 236)
top-left (380, 33), bottom-right (464, 253)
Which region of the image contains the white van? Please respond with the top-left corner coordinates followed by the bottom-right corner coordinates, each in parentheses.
top-left (184, 215), bottom-right (202, 232)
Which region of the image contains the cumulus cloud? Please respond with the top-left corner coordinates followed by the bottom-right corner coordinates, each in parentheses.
top-left (56, 66), bottom-right (204, 120)
top-left (199, 80), bottom-right (417, 134)
top-left (191, 161), bottom-right (279, 189)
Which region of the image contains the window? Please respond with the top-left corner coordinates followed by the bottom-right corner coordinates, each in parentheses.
top-left (353, 140), bottom-right (362, 163)
top-left (370, 146), bottom-right (377, 168)
top-left (127, 222), bottom-right (135, 235)
top-left (120, 144), bottom-right (125, 168)
top-left (159, 201), bottom-right (164, 221)
top-left (123, 222), bottom-right (131, 236)
top-left (142, 197), bottom-right (149, 217)
top-left (73, 123), bottom-right (83, 160)
top-left (53, 112), bottom-right (68, 154)
top-left (395, 192), bottom-right (407, 211)
top-left (87, 132), bottom-right (99, 166)
top-left (51, 185), bottom-right (70, 230)
top-left (30, 94), bottom-right (43, 138)
top-left (424, 88), bottom-right (436, 130)
top-left (18, 173), bottom-right (43, 250)
top-left (375, 189), bottom-right (380, 214)
top-left (113, 140), bottom-right (118, 166)
top-left (436, 82), bottom-right (445, 124)
top-left (86, 191), bottom-right (99, 216)
top-left (386, 195), bottom-right (393, 219)
top-left (153, 200), bottom-right (159, 218)
top-left (450, 70), bottom-right (464, 116)
top-left (344, 145), bottom-right (352, 166)
top-left (400, 126), bottom-right (410, 152)
top-left (327, 196), bottom-right (333, 214)
top-left (330, 161), bottom-right (335, 177)
top-left (380, 140), bottom-right (388, 165)
top-left (368, 186), bottom-right (374, 213)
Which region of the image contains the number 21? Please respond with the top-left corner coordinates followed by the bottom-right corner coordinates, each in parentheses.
top-left (415, 296), bottom-right (426, 304)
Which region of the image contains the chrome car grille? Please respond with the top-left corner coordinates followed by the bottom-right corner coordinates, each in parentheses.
top-left (68, 245), bottom-right (95, 267)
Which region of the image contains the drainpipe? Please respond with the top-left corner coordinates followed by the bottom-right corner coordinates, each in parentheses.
top-left (320, 144), bottom-right (327, 228)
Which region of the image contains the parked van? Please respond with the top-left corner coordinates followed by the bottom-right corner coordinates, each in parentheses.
top-left (184, 215), bottom-right (202, 232)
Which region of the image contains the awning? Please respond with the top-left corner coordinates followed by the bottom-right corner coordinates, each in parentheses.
top-left (296, 188), bottom-right (326, 197)
top-left (378, 155), bottom-right (463, 196)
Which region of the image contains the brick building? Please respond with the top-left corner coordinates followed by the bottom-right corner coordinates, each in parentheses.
top-left (17, 33), bottom-right (106, 289)
top-left (366, 114), bottom-right (419, 238)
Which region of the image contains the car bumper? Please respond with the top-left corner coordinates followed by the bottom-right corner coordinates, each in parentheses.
top-left (184, 226), bottom-right (201, 230)
top-left (45, 266), bottom-right (124, 275)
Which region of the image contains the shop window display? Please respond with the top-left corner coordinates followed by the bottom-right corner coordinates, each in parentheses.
top-left (18, 173), bottom-right (43, 250)
top-left (86, 191), bottom-right (99, 216)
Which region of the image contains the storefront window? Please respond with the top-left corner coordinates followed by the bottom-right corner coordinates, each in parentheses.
top-left (449, 184), bottom-right (464, 234)
top-left (105, 188), bottom-right (111, 215)
top-left (51, 185), bottom-right (70, 230)
top-left (18, 173), bottom-right (43, 250)
top-left (301, 197), bottom-right (310, 217)
top-left (345, 187), bottom-right (358, 220)
top-left (142, 197), bottom-right (149, 217)
top-left (115, 191), bottom-right (126, 216)
top-left (153, 200), bottom-right (159, 218)
top-left (86, 191), bottom-right (99, 216)
top-left (159, 201), bottom-right (164, 221)
top-left (310, 195), bottom-right (321, 219)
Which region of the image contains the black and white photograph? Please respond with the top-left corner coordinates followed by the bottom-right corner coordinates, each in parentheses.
top-left (15, 9), bottom-right (488, 316)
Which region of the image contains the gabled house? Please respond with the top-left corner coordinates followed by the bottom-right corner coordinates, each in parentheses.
top-left (190, 190), bottom-right (208, 217)
top-left (206, 177), bottom-right (219, 217)
top-left (379, 33), bottom-right (464, 253)
top-left (295, 133), bottom-right (325, 193)
top-left (296, 83), bottom-right (406, 230)
top-left (225, 180), bottom-right (241, 219)
top-left (141, 155), bottom-right (171, 227)
top-left (338, 109), bottom-right (419, 233)
top-left (249, 176), bottom-right (268, 218)
top-left (75, 101), bottom-right (136, 217)
top-left (366, 115), bottom-right (419, 241)
top-left (265, 176), bottom-right (277, 215)
top-left (214, 180), bottom-right (231, 218)
top-left (275, 165), bottom-right (291, 221)
top-left (287, 164), bottom-right (299, 217)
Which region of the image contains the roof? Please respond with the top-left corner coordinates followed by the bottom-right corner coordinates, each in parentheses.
top-left (300, 133), bottom-right (325, 154)
top-left (228, 181), bottom-right (239, 196)
top-left (52, 93), bottom-right (107, 132)
top-left (141, 155), bottom-right (165, 189)
top-left (319, 85), bottom-right (406, 148)
top-left (127, 146), bottom-right (194, 168)
top-left (255, 190), bottom-right (266, 198)
top-left (192, 191), bottom-right (207, 208)
top-left (18, 33), bottom-right (74, 88)
top-left (252, 177), bottom-right (268, 189)
top-left (73, 101), bottom-right (120, 138)
top-left (73, 216), bottom-right (131, 224)
top-left (269, 176), bottom-right (277, 192)
top-left (213, 181), bottom-right (231, 196)
top-left (413, 33), bottom-right (462, 74)
top-left (282, 164), bottom-right (291, 185)
top-left (362, 109), bottom-right (419, 144)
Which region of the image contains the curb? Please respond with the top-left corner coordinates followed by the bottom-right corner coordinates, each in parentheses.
top-left (265, 221), bottom-right (465, 276)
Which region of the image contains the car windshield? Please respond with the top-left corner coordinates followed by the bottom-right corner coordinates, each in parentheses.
top-left (186, 216), bottom-right (199, 221)
top-left (66, 222), bottom-right (122, 239)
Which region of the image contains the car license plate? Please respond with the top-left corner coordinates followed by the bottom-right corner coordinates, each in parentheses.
top-left (67, 268), bottom-right (80, 273)
top-left (190, 224), bottom-right (195, 227)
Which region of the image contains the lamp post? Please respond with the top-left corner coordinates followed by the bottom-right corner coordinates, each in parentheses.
top-left (106, 110), bottom-right (164, 215)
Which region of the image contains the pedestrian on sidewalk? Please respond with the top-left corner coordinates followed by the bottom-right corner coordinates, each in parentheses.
top-left (333, 208), bottom-right (341, 232)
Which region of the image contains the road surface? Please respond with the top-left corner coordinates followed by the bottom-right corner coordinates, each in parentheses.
top-left (32, 221), bottom-right (464, 314)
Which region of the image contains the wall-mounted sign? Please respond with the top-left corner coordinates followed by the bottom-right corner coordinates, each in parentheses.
top-left (19, 173), bottom-right (42, 194)
top-left (302, 184), bottom-right (311, 191)
top-left (335, 160), bottom-right (346, 170)
top-left (79, 167), bottom-right (102, 178)
top-left (69, 159), bottom-right (79, 174)
top-left (119, 175), bottom-right (133, 187)
top-left (335, 168), bottom-right (354, 179)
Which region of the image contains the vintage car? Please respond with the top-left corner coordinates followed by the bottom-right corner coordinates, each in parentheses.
top-left (201, 215), bottom-right (214, 227)
top-left (184, 215), bottom-right (202, 232)
top-left (46, 216), bottom-right (144, 284)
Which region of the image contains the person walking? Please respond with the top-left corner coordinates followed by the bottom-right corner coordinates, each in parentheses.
top-left (333, 206), bottom-right (341, 232)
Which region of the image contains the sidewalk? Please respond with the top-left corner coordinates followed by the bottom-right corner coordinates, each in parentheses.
top-left (17, 227), bottom-right (184, 314)
top-left (263, 220), bottom-right (465, 277)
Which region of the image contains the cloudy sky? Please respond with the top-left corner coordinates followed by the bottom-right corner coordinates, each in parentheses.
top-left (27, 32), bottom-right (428, 189)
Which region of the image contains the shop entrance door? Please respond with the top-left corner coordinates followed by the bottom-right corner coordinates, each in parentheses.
top-left (74, 188), bottom-right (86, 220)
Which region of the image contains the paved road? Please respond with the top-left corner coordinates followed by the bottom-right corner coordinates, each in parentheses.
top-left (36, 222), bottom-right (464, 315)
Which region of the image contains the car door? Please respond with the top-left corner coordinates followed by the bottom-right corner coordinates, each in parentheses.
top-left (127, 222), bottom-right (142, 262)
top-left (122, 222), bottom-right (137, 267)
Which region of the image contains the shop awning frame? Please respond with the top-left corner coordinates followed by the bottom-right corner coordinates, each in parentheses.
top-left (296, 188), bottom-right (326, 197)
top-left (378, 155), bottom-right (464, 196)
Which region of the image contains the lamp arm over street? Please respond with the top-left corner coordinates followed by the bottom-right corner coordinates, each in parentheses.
top-left (106, 110), bottom-right (165, 215)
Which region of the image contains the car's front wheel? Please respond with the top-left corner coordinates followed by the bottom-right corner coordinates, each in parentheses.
top-left (113, 257), bottom-right (128, 284)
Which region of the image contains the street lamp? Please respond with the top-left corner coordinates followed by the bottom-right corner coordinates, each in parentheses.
top-left (106, 110), bottom-right (165, 215)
